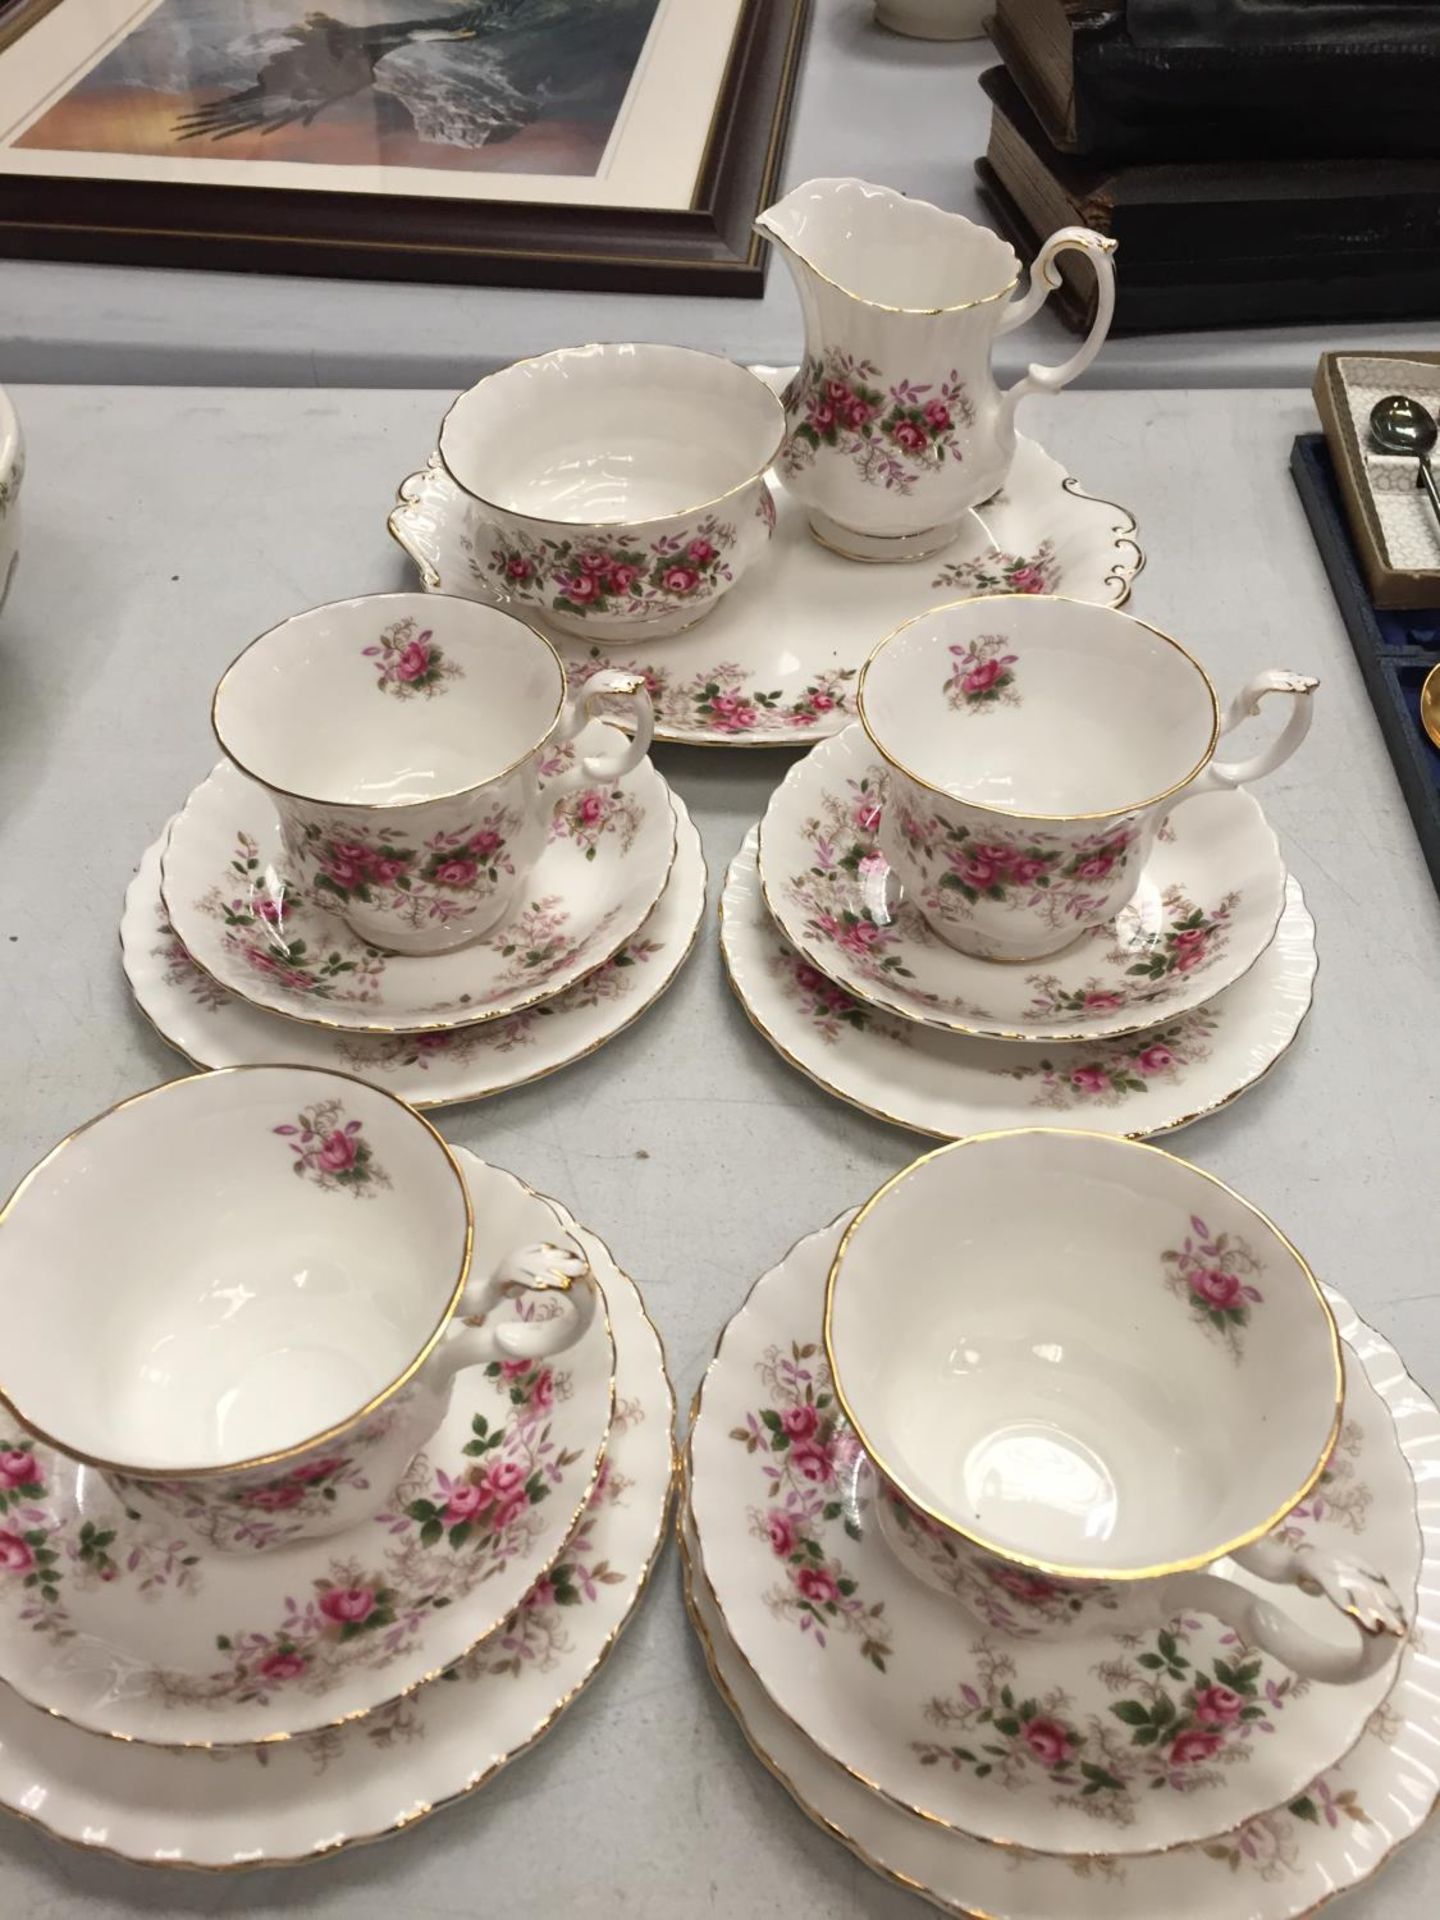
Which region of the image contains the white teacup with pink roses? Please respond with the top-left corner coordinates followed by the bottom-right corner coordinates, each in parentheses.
top-left (858, 594), bottom-right (1317, 962)
top-left (212, 591), bottom-right (654, 957)
top-left (0, 1066), bottom-right (608, 1554)
top-left (827, 1130), bottom-right (1407, 1686)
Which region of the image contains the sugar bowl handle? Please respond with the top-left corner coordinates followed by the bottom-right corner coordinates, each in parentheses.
top-left (548, 670), bottom-right (655, 792)
top-left (995, 227), bottom-right (1118, 435)
top-left (432, 1239), bottom-right (598, 1383)
top-left (1161, 1538), bottom-right (1406, 1686)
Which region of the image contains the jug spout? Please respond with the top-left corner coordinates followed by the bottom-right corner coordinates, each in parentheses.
top-left (754, 177), bottom-right (1018, 314)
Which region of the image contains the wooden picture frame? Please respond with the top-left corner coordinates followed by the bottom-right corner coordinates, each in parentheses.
top-left (0, 0), bottom-right (810, 294)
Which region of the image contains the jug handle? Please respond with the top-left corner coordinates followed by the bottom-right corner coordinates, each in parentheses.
top-left (995, 228), bottom-right (1118, 437)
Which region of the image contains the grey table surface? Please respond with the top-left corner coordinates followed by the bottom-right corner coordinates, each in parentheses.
top-left (5, 2), bottom-right (1440, 390)
top-left (0, 382), bottom-right (1436, 1917)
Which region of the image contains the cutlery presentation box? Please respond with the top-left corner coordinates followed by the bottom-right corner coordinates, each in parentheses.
top-left (1313, 349), bottom-right (1440, 611)
top-left (1289, 431), bottom-right (1440, 899)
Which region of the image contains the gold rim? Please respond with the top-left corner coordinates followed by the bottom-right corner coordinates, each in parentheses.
top-left (856, 593), bottom-right (1221, 822)
top-left (823, 1129), bottom-right (1344, 1582)
top-left (719, 844), bottom-right (1319, 1144)
top-left (758, 185), bottom-right (1020, 315)
top-left (0, 1066), bottom-right (475, 1480)
top-left (211, 591), bottom-right (567, 811)
top-left (1058, 474), bottom-right (1145, 607)
top-left (2, 1207), bottom-right (677, 1864)
top-left (124, 813), bottom-right (707, 1112)
top-left (437, 343), bottom-right (786, 529)
top-left (157, 776), bottom-right (680, 1037)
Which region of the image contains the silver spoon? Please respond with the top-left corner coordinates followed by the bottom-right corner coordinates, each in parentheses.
top-left (1369, 393), bottom-right (1440, 535)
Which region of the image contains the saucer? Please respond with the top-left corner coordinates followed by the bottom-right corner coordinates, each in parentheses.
top-left (124, 796), bottom-right (705, 1106)
top-left (0, 1158), bottom-right (616, 1749)
top-left (758, 725), bottom-right (1289, 1042)
top-left (687, 1212), bottom-right (1417, 1856)
top-left (681, 1258), bottom-right (1440, 1920)
top-left (388, 366), bottom-right (1143, 749)
top-left (160, 741), bottom-right (677, 1035)
top-left (0, 1154), bottom-right (676, 1865)
top-left (722, 829), bottom-right (1317, 1139)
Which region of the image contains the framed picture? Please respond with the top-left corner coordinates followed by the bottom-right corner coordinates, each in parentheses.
top-left (0, 0), bottom-right (810, 293)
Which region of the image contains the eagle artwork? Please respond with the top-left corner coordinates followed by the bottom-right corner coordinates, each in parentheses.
top-left (17, 0), bottom-right (661, 174)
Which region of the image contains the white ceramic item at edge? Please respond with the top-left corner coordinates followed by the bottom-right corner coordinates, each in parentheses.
top-left (0, 1066), bottom-right (597, 1552)
top-left (828, 1133), bottom-right (1406, 1695)
top-left (123, 798), bottom-right (706, 1107)
top-left (160, 742), bottom-right (677, 1035)
top-left (0, 387), bottom-right (21, 616)
top-left (212, 591), bottom-right (653, 957)
top-left (687, 1214), bottom-right (1426, 1860)
top-left (759, 724), bottom-right (1289, 1042)
top-left (683, 1262), bottom-right (1440, 1920)
top-left (755, 179), bottom-right (1117, 560)
top-left (875, 0), bottom-right (989, 39)
top-left (437, 344), bottom-right (783, 642)
top-left (860, 596), bottom-right (1317, 961)
top-left (721, 828), bottom-right (1319, 1141)
top-left (0, 1157), bottom-right (676, 1866)
top-left (389, 400), bottom-right (1144, 747)
top-left (0, 1165), bottom-right (615, 1749)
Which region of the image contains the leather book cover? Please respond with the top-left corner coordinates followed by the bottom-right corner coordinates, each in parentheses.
top-left (978, 72), bottom-right (1440, 335)
top-left (990, 0), bottom-right (1440, 159)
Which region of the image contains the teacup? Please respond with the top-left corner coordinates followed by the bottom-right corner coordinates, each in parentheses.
top-left (858, 595), bottom-right (1318, 961)
top-left (212, 591), bottom-right (653, 957)
top-left (826, 1130), bottom-right (1406, 1685)
top-left (0, 1066), bottom-right (602, 1554)
top-left (437, 342), bottom-right (784, 642)
top-left (0, 386), bottom-right (22, 616)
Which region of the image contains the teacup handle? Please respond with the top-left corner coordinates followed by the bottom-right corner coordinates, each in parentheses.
top-left (387, 458), bottom-right (456, 595)
top-left (431, 1238), bottom-right (598, 1383)
top-left (548, 670), bottom-right (655, 793)
top-left (1161, 1538), bottom-right (1406, 1685)
top-left (1187, 670), bottom-right (1319, 792)
top-left (994, 227), bottom-right (1118, 437)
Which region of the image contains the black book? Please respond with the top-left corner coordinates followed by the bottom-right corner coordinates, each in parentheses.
top-left (977, 65), bottom-right (1440, 334)
top-left (990, 0), bottom-right (1440, 159)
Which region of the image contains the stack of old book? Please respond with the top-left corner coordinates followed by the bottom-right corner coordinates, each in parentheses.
top-left (977, 0), bottom-right (1440, 332)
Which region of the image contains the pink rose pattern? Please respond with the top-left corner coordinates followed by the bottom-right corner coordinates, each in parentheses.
top-left (199, 831), bottom-right (386, 1006)
top-left (487, 514), bottom-right (742, 624)
top-left (549, 782), bottom-right (643, 864)
top-left (301, 804), bottom-right (521, 936)
top-left (991, 1008), bottom-right (1221, 1112)
top-left (1162, 1214), bottom-right (1264, 1359)
top-left (913, 1623), bottom-right (1297, 1820)
top-left (1022, 884), bottom-right (1242, 1025)
top-left (943, 633), bottom-right (1021, 712)
top-left (570, 648), bottom-right (856, 739)
top-left (767, 937), bottom-right (917, 1049)
top-left (931, 538), bottom-right (1060, 599)
top-left (38, 1356), bottom-right (584, 1711)
top-left (362, 614), bottom-right (462, 700)
top-left (729, 1338), bottom-right (892, 1671)
top-left (274, 1097), bottom-right (391, 1197)
top-left (896, 798), bottom-right (1142, 943)
top-left (780, 350), bottom-right (975, 496)
top-left (783, 774), bottom-right (949, 1004)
